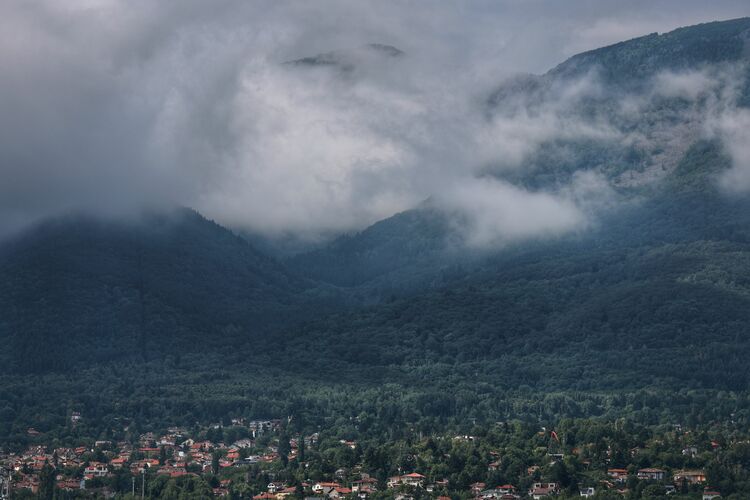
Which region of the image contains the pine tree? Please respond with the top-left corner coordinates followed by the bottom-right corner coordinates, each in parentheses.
top-left (38, 462), bottom-right (55, 500)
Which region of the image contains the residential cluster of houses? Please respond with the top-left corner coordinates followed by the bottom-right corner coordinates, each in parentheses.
top-left (607, 466), bottom-right (706, 485)
top-left (0, 418), bottom-right (726, 500)
top-left (0, 420), bottom-right (312, 498)
top-left (605, 467), bottom-right (721, 499)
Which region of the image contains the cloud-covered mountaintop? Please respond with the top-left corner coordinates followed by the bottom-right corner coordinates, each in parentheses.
top-left (0, 1), bottom-right (748, 245)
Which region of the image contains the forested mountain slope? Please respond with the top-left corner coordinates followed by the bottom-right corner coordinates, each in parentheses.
top-left (287, 205), bottom-right (464, 293)
top-left (1, 19), bottom-right (750, 440)
top-left (290, 18), bottom-right (750, 292)
top-left (276, 141), bottom-right (750, 394)
top-left (0, 209), bottom-right (331, 373)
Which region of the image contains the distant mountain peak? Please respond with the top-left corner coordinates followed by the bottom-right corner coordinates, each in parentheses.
top-left (363, 43), bottom-right (404, 57)
top-left (284, 43), bottom-right (404, 70)
top-left (548, 17), bottom-right (750, 83)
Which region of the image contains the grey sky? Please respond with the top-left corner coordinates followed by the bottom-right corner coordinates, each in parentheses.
top-left (0, 0), bottom-right (748, 240)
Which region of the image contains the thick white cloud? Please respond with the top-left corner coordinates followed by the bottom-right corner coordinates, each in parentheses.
top-left (436, 177), bottom-right (586, 249)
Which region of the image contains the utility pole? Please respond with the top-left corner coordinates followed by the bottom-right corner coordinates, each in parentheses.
top-left (141, 469), bottom-right (145, 500)
top-left (131, 476), bottom-right (135, 497)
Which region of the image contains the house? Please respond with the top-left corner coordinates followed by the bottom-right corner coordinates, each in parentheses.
top-left (433, 479), bottom-right (449, 491)
top-left (402, 473), bottom-right (426, 487)
top-left (158, 436), bottom-right (176, 447)
top-left (312, 482), bottom-right (341, 495)
top-left (15, 474), bottom-right (40, 494)
top-left (479, 485), bottom-right (519, 499)
top-left (488, 460), bottom-right (502, 471)
top-left (352, 477), bottom-right (378, 493)
top-left (83, 462), bottom-right (108, 477)
top-left (471, 482), bottom-right (487, 494)
top-left (233, 438), bottom-right (255, 449)
top-left (190, 441), bottom-right (214, 452)
top-left (388, 473), bottom-right (425, 489)
top-left (276, 486), bottom-right (298, 498)
top-left (529, 483), bottom-right (559, 499)
top-left (607, 468), bottom-right (628, 483)
top-left (57, 479), bottom-right (81, 491)
top-left (131, 459), bottom-right (159, 473)
top-left (267, 482), bottom-right (285, 493)
top-left (328, 487), bottom-right (352, 499)
top-left (579, 487), bottom-right (596, 497)
top-left (637, 468), bottom-right (666, 481)
top-left (703, 490), bottom-right (721, 500)
top-left (674, 470), bottom-right (706, 484)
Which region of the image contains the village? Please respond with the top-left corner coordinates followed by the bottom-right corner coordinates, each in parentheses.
top-left (0, 413), bottom-right (731, 499)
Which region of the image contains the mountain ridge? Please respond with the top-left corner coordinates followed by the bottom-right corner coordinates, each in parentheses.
top-left (2, 18), bottom-right (750, 439)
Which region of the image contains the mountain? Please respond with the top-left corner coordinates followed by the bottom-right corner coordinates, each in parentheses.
top-left (0, 209), bottom-right (333, 373)
top-left (287, 18), bottom-right (750, 296)
top-left (286, 204), bottom-right (464, 295)
top-left (488, 17), bottom-right (750, 191)
top-left (284, 43), bottom-right (404, 72)
top-left (280, 146), bottom-right (750, 394)
top-left (3, 19), bottom-right (750, 443)
top-left (548, 17), bottom-right (750, 85)
top-left (273, 19), bottom-right (750, 393)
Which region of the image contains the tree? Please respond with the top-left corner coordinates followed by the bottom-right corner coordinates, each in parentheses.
top-left (38, 462), bottom-right (55, 500)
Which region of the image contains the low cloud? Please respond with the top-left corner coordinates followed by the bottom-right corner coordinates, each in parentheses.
top-left (436, 175), bottom-right (606, 249)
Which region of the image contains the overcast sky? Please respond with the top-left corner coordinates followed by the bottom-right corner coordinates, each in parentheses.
top-left (1, 0), bottom-right (748, 241)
